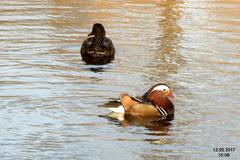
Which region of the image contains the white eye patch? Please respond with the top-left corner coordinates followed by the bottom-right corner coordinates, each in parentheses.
top-left (150, 85), bottom-right (169, 94)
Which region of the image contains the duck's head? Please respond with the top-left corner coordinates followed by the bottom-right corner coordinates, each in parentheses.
top-left (88, 23), bottom-right (106, 38)
top-left (142, 83), bottom-right (174, 99)
top-left (145, 86), bottom-right (175, 116)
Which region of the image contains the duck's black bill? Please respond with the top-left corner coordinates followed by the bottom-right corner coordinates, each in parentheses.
top-left (88, 32), bottom-right (93, 36)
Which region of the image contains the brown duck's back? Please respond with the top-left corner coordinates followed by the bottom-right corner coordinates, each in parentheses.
top-left (80, 37), bottom-right (115, 64)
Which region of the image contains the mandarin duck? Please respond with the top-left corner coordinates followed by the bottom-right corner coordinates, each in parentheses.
top-left (109, 83), bottom-right (175, 119)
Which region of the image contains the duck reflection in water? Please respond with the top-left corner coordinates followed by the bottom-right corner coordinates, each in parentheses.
top-left (81, 64), bottom-right (113, 73)
top-left (107, 112), bottom-right (173, 132)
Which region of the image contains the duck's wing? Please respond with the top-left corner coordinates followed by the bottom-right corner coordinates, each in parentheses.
top-left (107, 95), bottom-right (142, 106)
top-left (107, 95), bottom-right (141, 114)
top-left (102, 38), bottom-right (115, 59)
top-left (120, 94), bottom-right (164, 117)
top-left (119, 94), bottom-right (140, 111)
top-left (126, 103), bottom-right (160, 116)
top-left (107, 94), bottom-right (146, 112)
top-left (103, 38), bottom-right (115, 51)
top-left (80, 37), bottom-right (94, 57)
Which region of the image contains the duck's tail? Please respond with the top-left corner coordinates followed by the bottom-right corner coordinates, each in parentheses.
top-left (108, 105), bottom-right (125, 113)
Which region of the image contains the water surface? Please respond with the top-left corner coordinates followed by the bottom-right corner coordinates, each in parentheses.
top-left (0, 0), bottom-right (239, 159)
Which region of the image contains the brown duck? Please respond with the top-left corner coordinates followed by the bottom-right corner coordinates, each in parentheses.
top-left (80, 23), bottom-right (115, 65)
top-left (108, 83), bottom-right (174, 119)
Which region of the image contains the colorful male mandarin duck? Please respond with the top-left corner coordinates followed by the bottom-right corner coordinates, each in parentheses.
top-left (80, 23), bottom-right (115, 65)
top-left (109, 83), bottom-right (174, 119)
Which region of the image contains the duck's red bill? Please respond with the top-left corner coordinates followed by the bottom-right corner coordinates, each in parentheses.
top-left (168, 90), bottom-right (174, 98)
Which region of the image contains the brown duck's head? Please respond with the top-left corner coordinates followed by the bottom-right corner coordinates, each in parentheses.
top-left (142, 83), bottom-right (174, 99)
top-left (147, 90), bottom-right (175, 115)
top-left (147, 90), bottom-right (167, 102)
top-left (88, 23), bottom-right (106, 38)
